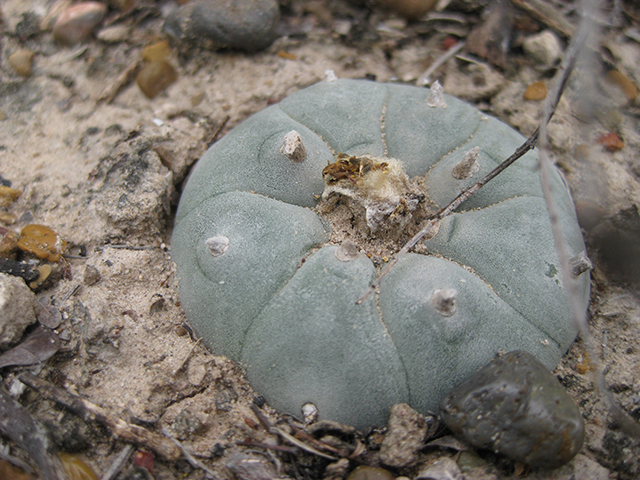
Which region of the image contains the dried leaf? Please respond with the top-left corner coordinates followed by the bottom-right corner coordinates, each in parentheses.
top-left (36, 301), bottom-right (63, 329)
top-left (0, 326), bottom-right (61, 369)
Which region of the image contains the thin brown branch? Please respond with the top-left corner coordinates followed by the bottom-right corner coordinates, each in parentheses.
top-left (289, 423), bottom-right (348, 457)
top-left (100, 444), bottom-right (134, 480)
top-left (248, 405), bottom-right (338, 461)
top-left (236, 441), bottom-right (299, 454)
top-left (18, 372), bottom-right (181, 461)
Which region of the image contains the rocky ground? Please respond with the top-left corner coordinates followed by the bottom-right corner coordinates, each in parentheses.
top-left (1, 0), bottom-right (640, 479)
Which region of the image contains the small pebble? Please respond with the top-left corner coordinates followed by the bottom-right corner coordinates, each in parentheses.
top-left (379, 403), bottom-right (428, 468)
top-left (0, 185), bottom-right (22, 208)
top-left (83, 265), bottom-right (101, 286)
top-left (441, 36), bottom-right (458, 51)
top-left (175, 325), bottom-right (189, 336)
top-left (376, 0), bottom-right (438, 20)
top-left (96, 24), bottom-right (130, 43)
top-left (16, 224), bottom-right (67, 262)
top-left (596, 132), bottom-right (624, 152)
top-left (30, 264), bottom-right (53, 290)
top-left (346, 465), bottom-right (395, 480)
top-left (277, 50), bottom-right (297, 60)
top-left (426, 80), bottom-right (446, 108)
top-left (172, 409), bottom-right (203, 439)
top-left (0, 210), bottom-right (13, 225)
top-left (136, 60), bottom-right (178, 99)
top-left (142, 40), bottom-right (172, 62)
top-left (53, 1), bottom-right (107, 45)
top-left (522, 30), bottom-right (562, 66)
top-left (191, 92), bottom-right (205, 107)
top-left (15, 11), bottom-right (42, 40)
top-left (8, 49), bottom-right (35, 77)
top-left (523, 81), bottom-right (547, 101)
top-left (0, 230), bottom-right (20, 257)
top-left (440, 350), bottom-right (584, 468)
top-left (605, 70), bottom-right (638, 102)
top-left (0, 273), bottom-right (38, 348)
top-left (163, 0), bottom-right (280, 51)
top-left (574, 199), bottom-right (606, 231)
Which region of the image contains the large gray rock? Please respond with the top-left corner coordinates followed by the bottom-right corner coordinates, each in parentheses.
top-left (164, 0), bottom-right (280, 52)
top-left (439, 350), bottom-right (585, 468)
top-left (0, 273), bottom-right (37, 349)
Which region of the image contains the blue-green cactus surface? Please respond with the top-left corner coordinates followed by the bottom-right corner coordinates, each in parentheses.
top-left (171, 79), bottom-right (590, 428)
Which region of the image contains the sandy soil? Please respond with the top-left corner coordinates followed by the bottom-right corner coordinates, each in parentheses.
top-left (1, 1), bottom-right (640, 479)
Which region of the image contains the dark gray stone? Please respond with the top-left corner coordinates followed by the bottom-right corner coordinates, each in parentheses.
top-left (164, 0), bottom-right (280, 52)
top-left (439, 350), bottom-right (585, 468)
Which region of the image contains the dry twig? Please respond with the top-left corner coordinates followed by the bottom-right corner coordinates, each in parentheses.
top-left (249, 405), bottom-right (338, 461)
top-left (100, 444), bottom-right (134, 480)
top-left (17, 372), bottom-right (181, 461)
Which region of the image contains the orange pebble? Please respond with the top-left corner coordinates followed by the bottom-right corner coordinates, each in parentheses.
top-left (523, 81), bottom-right (547, 101)
top-left (606, 70), bottom-right (638, 102)
top-left (136, 60), bottom-right (178, 99)
top-left (0, 185), bottom-right (22, 207)
top-left (596, 132), bottom-right (624, 152)
top-left (16, 224), bottom-right (67, 261)
top-left (277, 50), bottom-right (297, 60)
top-left (142, 40), bottom-right (172, 62)
top-left (441, 36), bottom-right (458, 51)
top-left (8, 50), bottom-right (35, 77)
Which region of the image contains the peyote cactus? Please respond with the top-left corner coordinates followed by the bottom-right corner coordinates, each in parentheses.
top-left (171, 79), bottom-right (590, 429)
